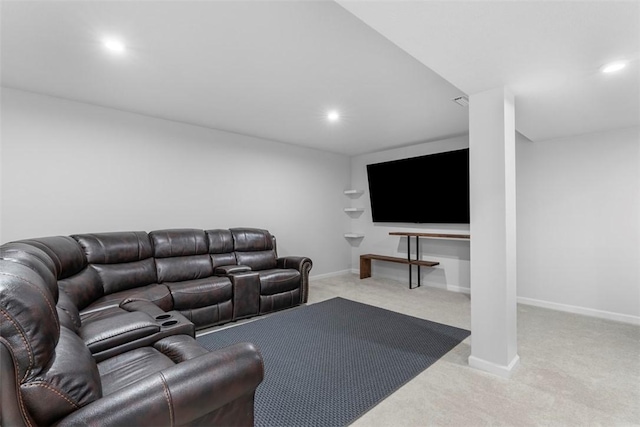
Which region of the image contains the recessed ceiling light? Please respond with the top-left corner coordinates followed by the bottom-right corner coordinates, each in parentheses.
top-left (327, 111), bottom-right (340, 122)
top-left (103, 38), bottom-right (126, 54)
top-left (601, 61), bottom-right (627, 74)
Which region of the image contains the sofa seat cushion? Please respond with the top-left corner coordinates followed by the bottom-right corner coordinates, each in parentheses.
top-left (166, 277), bottom-right (232, 310)
top-left (98, 347), bottom-right (175, 396)
top-left (258, 269), bottom-right (301, 295)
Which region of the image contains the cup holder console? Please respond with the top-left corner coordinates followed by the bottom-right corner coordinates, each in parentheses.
top-left (153, 311), bottom-right (195, 337)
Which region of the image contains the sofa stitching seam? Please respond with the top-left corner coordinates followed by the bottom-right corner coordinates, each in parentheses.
top-left (264, 275), bottom-right (299, 285)
top-left (159, 372), bottom-right (174, 426)
top-left (2, 338), bottom-right (34, 427)
top-left (0, 309), bottom-right (33, 382)
top-left (22, 381), bottom-right (81, 408)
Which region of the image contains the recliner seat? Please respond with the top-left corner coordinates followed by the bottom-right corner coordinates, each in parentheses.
top-left (0, 245), bottom-right (264, 426)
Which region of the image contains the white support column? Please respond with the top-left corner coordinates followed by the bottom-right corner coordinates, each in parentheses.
top-left (468, 87), bottom-right (519, 378)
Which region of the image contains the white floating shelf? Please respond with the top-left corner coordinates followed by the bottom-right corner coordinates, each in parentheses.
top-left (344, 233), bottom-right (364, 238)
top-left (343, 189), bottom-right (364, 195)
top-left (344, 208), bottom-right (364, 212)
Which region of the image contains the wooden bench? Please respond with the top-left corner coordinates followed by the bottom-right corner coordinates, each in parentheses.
top-left (359, 232), bottom-right (468, 288)
top-left (360, 254), bottom-right (439, 280)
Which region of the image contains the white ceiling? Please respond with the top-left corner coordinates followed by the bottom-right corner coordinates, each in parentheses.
top-left (1, 1), bottom-right (638, 156)
top-left (336, 0), bottom-right (640, 142)
top-left (0, 0), bottom-right (468, 156)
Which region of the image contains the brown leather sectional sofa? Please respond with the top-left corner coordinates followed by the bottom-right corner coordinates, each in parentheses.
top-left (0, 227), bottom-right (312, 426)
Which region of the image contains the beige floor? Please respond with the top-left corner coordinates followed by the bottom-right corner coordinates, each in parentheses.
top-left (306, 273), bottom-right (640, 427)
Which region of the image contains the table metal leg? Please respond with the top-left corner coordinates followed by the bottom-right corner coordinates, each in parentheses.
top-left (407, 237), bottom-right (411, 288)
top-left (416, 236), bottom-right (421, 288)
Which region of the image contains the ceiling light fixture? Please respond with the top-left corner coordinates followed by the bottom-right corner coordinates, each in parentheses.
top-left (601, 61), bottom-right (627, 74)
top-left (103, 37), bottom-right (126, 54)
top-left (327, 110), bottom-right (340, 122)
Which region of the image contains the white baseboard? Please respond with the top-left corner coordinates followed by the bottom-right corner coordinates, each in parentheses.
top-left (321, 270), bottom-right (639, 326)
top-left (310, 269), bottom-right (353, 280)
top-left (350, 269), bottom-right (471, 294)
top-left (422, 282), bottom-right (470, 294)
top-left (517, 296), bottom-right (640, 326)
top-left (468, 354), bottom-right (520, 379)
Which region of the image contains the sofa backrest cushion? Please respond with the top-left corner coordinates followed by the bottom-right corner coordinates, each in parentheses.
top-left (16, 236), bottom-right (86, 280)
top-left (150, 229), bottom-right (214, 283)
top-left (72, 232), bottom-right (157, 295)
top-left (0, 242), bottom-right (59, 300)
top-left (0, 258), bottom-right (59, 381)
top-left (205, 229), bottom-right (237, 268)
top-left (0, 257), bottom-right (102, 426)
top-left (21, 326), bottom-right (102, 426)
top-left (73, 231), bottom-right (153, 264)
top-left (11, 236), bottom-right (105, 311)
top-left (57, 266), bottom-right (104, 311)
top-left (231, 228), bottom-right (277, 270)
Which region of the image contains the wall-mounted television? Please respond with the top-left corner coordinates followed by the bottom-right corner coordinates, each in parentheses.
top-left (366, 148), bottom-right (469, 224)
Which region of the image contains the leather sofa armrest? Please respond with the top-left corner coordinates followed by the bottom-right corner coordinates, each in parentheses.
top-left (55, 342), bottom-right (264, 427)
top-left (86, 311), bottom-right (195, 362)
top-left (119, 284), bottom-right (174, 312)
top-left (215, 264), bottom-right (252, 275)
top-left (276, 256), bottom-right (312, 272)
top-left (119, 298), bottom-right (167, 317)
top-left (79, 311), bottom-right (160, 354)
top-left (119, 284), bottom-right (174, 318)
top-left (277, 256), bottom-right (313, 303)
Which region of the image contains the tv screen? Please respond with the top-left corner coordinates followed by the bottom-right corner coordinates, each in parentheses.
top-left (366, 148), bottom-right (469, 224)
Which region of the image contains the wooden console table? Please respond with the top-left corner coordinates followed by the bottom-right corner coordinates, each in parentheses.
top-left (360, 232), bottom-right (470, 289)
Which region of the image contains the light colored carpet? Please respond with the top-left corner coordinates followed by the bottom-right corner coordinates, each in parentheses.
top-left (308, 273), bottom-right (640, 427)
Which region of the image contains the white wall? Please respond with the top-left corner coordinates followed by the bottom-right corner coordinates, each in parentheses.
top-left (0, 88), bottom-right (352, 277)
top-left (517, 127), bottom-right (640, 321)
top-left (3, 88), bottom-right (638, 322)
top-left (350, 127), bottom-right (639, 323)
top-left (349, 135), bottom-right (471, 292)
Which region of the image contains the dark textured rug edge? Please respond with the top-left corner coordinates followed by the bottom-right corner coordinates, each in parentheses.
top-left (197, 297), bottom-right (471, 427)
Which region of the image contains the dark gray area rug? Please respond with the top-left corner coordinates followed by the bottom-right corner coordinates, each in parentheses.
top-left (196, 297), bottom-right (470, 427)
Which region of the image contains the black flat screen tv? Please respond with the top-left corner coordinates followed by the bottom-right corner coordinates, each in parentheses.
top-left (366, 148), bottom-right (469, 224)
